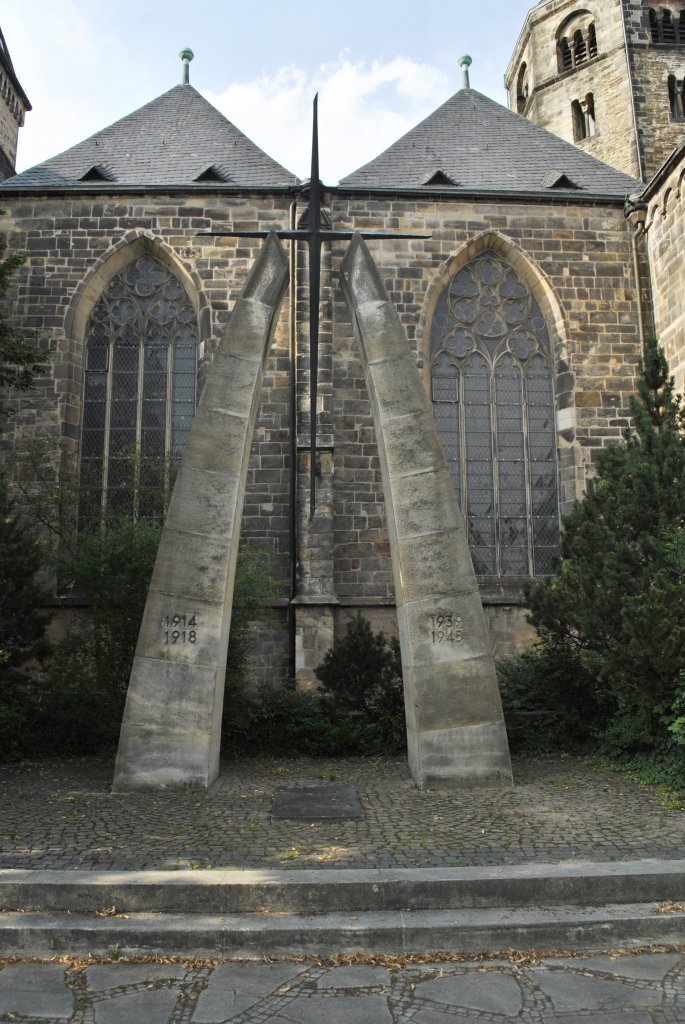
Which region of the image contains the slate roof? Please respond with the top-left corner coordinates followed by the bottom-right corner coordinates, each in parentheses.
top-left (0, 84), bottom-right (298, 190)
top-left (339, 88), bottom-right (641, 196)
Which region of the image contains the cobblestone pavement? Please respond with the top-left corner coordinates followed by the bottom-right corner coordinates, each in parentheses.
top-left (0, 756), bottom-right (682, 871)
top-left (0, 951), bottom-right (683, 1022)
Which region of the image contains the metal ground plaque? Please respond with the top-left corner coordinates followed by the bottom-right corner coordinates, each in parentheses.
top-left (272, 785), bottom-right (364, 820)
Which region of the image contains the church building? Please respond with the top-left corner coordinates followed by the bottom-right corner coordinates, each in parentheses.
top-left (0, 0), bottom-right (682, 691)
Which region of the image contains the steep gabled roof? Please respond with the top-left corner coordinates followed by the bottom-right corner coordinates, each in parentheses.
top-left (339, 88), bottom-right (641, 196)
top-left (0, 84), bottom-right (298, 190)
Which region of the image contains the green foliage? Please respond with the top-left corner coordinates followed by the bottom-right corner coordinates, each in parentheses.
top-left (669, 670), bottom-right (685, 748)
top-left (221, 685), bottom-right (384, 758)
top-left (0, 475), bottom-right (51, 671)
top-left (221, 614), bottom-right (407, 760)
top-left (0, 230), bottom-right (46, 424)
top-left (314, 614), bottom-right (406, 751)
top-left (526, 337), bottom-right (685, 756)
top-left (36, 520), bottom-right (162, 755)
top-left (0, 475), bottom-right (52, 761)
top-left (497, 644), bottom-right (605, 754)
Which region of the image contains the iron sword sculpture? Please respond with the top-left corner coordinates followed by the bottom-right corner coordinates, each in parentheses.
top-left (200, 96), bottom-right (430, 517)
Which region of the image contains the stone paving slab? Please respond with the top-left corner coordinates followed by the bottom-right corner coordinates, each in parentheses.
top-left (0, 756), bottom-right (682, 872)
top-left (0, 952), bottom-right (683, 1022)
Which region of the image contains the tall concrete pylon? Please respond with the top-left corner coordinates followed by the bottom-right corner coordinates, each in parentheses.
top-left (340, 234), bottom-right (513, 789)
top-left (113, 234), bottom-right (289, 791)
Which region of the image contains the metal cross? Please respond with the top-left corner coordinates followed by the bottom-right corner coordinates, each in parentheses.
top-left (201, 96), bottom-right (429, 518)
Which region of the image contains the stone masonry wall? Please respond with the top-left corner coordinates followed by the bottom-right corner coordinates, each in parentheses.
top-left (644, 148), bottom-right (685, 392)
top-left (0, 185), bottom-right (650, 690)
top-left (0, 190), bottom-right (294, 687)
top-left (0, 63), bottom-right (26, 177)
top-left (330, 191), bottom-right (647, 647)
top-left (506, 0), bottom-right (640, 178)
top-left (506, 0), bottom-right (685, 182)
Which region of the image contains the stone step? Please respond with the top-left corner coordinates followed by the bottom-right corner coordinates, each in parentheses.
top-left (0, 860), bottom-right (683, 915)
top-left (1, 904), bottom-right (683, 957)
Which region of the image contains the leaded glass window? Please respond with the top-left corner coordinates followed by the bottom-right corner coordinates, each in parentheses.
top-left (79, 255), bottom-right (198, 526)
top-left (430, 250), bottom-right (560, 577)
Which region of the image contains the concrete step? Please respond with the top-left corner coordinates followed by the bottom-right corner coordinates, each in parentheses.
top-left (1, 904), bottom-right (684, 957)
top-left (0, 860), bottom-right (683, 915)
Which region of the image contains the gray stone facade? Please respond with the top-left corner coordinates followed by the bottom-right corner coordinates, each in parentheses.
top-left (1, 1), bottom-right (682, 700)
top-left (506, 0), bottom-right (685, 181)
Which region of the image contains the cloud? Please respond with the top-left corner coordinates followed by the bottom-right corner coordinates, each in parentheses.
top-left (203, 54), bottom-right (448, 182)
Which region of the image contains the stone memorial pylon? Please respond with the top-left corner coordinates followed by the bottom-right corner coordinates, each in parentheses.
top-left (113, 234), bottom-right (289, 791)
top-left (340, 234), bottom-right (512, 789)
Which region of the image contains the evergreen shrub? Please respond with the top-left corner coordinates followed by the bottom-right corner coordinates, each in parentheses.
top-left (519, 337), bottom-right (685, 775)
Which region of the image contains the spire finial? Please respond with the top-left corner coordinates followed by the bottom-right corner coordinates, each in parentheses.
top-left (458, 54), bottom-right (472, 90)
top-left (179, 48), bottom-right (194, 85)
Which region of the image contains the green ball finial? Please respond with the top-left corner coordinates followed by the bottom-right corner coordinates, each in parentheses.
top-left (180, 48), bottom-right (194, 84)
top-left (458, 54), bottom-right (473, 89)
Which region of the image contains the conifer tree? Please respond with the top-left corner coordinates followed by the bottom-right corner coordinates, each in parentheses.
top-left (527, 337), bottom-right (685, 740)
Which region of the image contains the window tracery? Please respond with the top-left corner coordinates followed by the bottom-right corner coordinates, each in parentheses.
top-left (79, 254), bottom-right (198, 527)
top-left (430, 251), bottom-right (560, 578)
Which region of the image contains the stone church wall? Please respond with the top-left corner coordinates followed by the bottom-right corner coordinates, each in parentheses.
top-left (0, 191), bottom-right (295, 687)
top-left (0, 187), bottom-right (648, 689)
top-left (506, 0), bottom-right (641, 178)
top-left (506, 0), bottom-right (685, 183)
top-left (642, 143), bottom-right (685, 393)
top-left (323, 191), bottom-right (646, 660)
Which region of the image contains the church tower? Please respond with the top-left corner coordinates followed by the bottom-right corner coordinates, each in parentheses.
top-left (505, 0), bottom-right (685, 182)
top-left (0, 29), bottom-right (30, 180)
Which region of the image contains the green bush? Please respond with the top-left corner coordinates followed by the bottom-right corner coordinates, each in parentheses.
top-left (526, 337), bottom-right (685, 757)
top-left (221, 615), bottom-right (408, 760)
top-left (314, 614), bottom-right (406, 752)
top-left (0, 476), bottom-right (52, 761)
top-left (497, 644), bottom-right (605, 754)
top-left (222, 685), bottom-right (381, 758)
top-left (0, 475), bottom-right (51, 672)
top-left (34, 519), bottom-right (162, 756)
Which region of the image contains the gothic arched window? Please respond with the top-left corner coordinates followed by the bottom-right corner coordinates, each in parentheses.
top-left (79, 254), bottom-right (198, 526)
top-left (430, 250), bottom-right (560, 578)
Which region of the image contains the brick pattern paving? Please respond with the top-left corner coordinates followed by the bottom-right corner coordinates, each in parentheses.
top-left (0, 756), bottom-right (682, 872)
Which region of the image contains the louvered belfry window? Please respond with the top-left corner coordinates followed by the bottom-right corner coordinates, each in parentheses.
top-left (79, 255), bottom-right (197, 526)
top-left (430, 251), bottom-right (560, 577)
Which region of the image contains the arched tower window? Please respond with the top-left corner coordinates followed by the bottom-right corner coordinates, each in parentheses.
top-left (557, 37), bottom-right (573, 72)
top-left (79, 254), bottom-right (198, 527)
top-left (572, 98), bottom-right (587, 140)
top-left (430, 250), bottom-right (560, 578)
top-left (516, 62), bottom-right (529, 114)
top-left (649, 5), bottom-right (685, 42)
top-left (585, 92), bottom-right (596, 136)
top-left (556, 14), bottom-right (598, 73)
top-left (573, 28), bottom-right (588, 65)
top-left (663, 8), bottom-right (677, 41)
top-left (668, 73), bottom-right (685, 117)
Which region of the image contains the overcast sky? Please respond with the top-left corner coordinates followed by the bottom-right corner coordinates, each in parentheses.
top-left (3, 1), bottom-right (537, 183)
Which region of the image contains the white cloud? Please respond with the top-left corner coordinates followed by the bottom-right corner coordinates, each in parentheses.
top-left (203, 54), bottom-right (448, 182)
